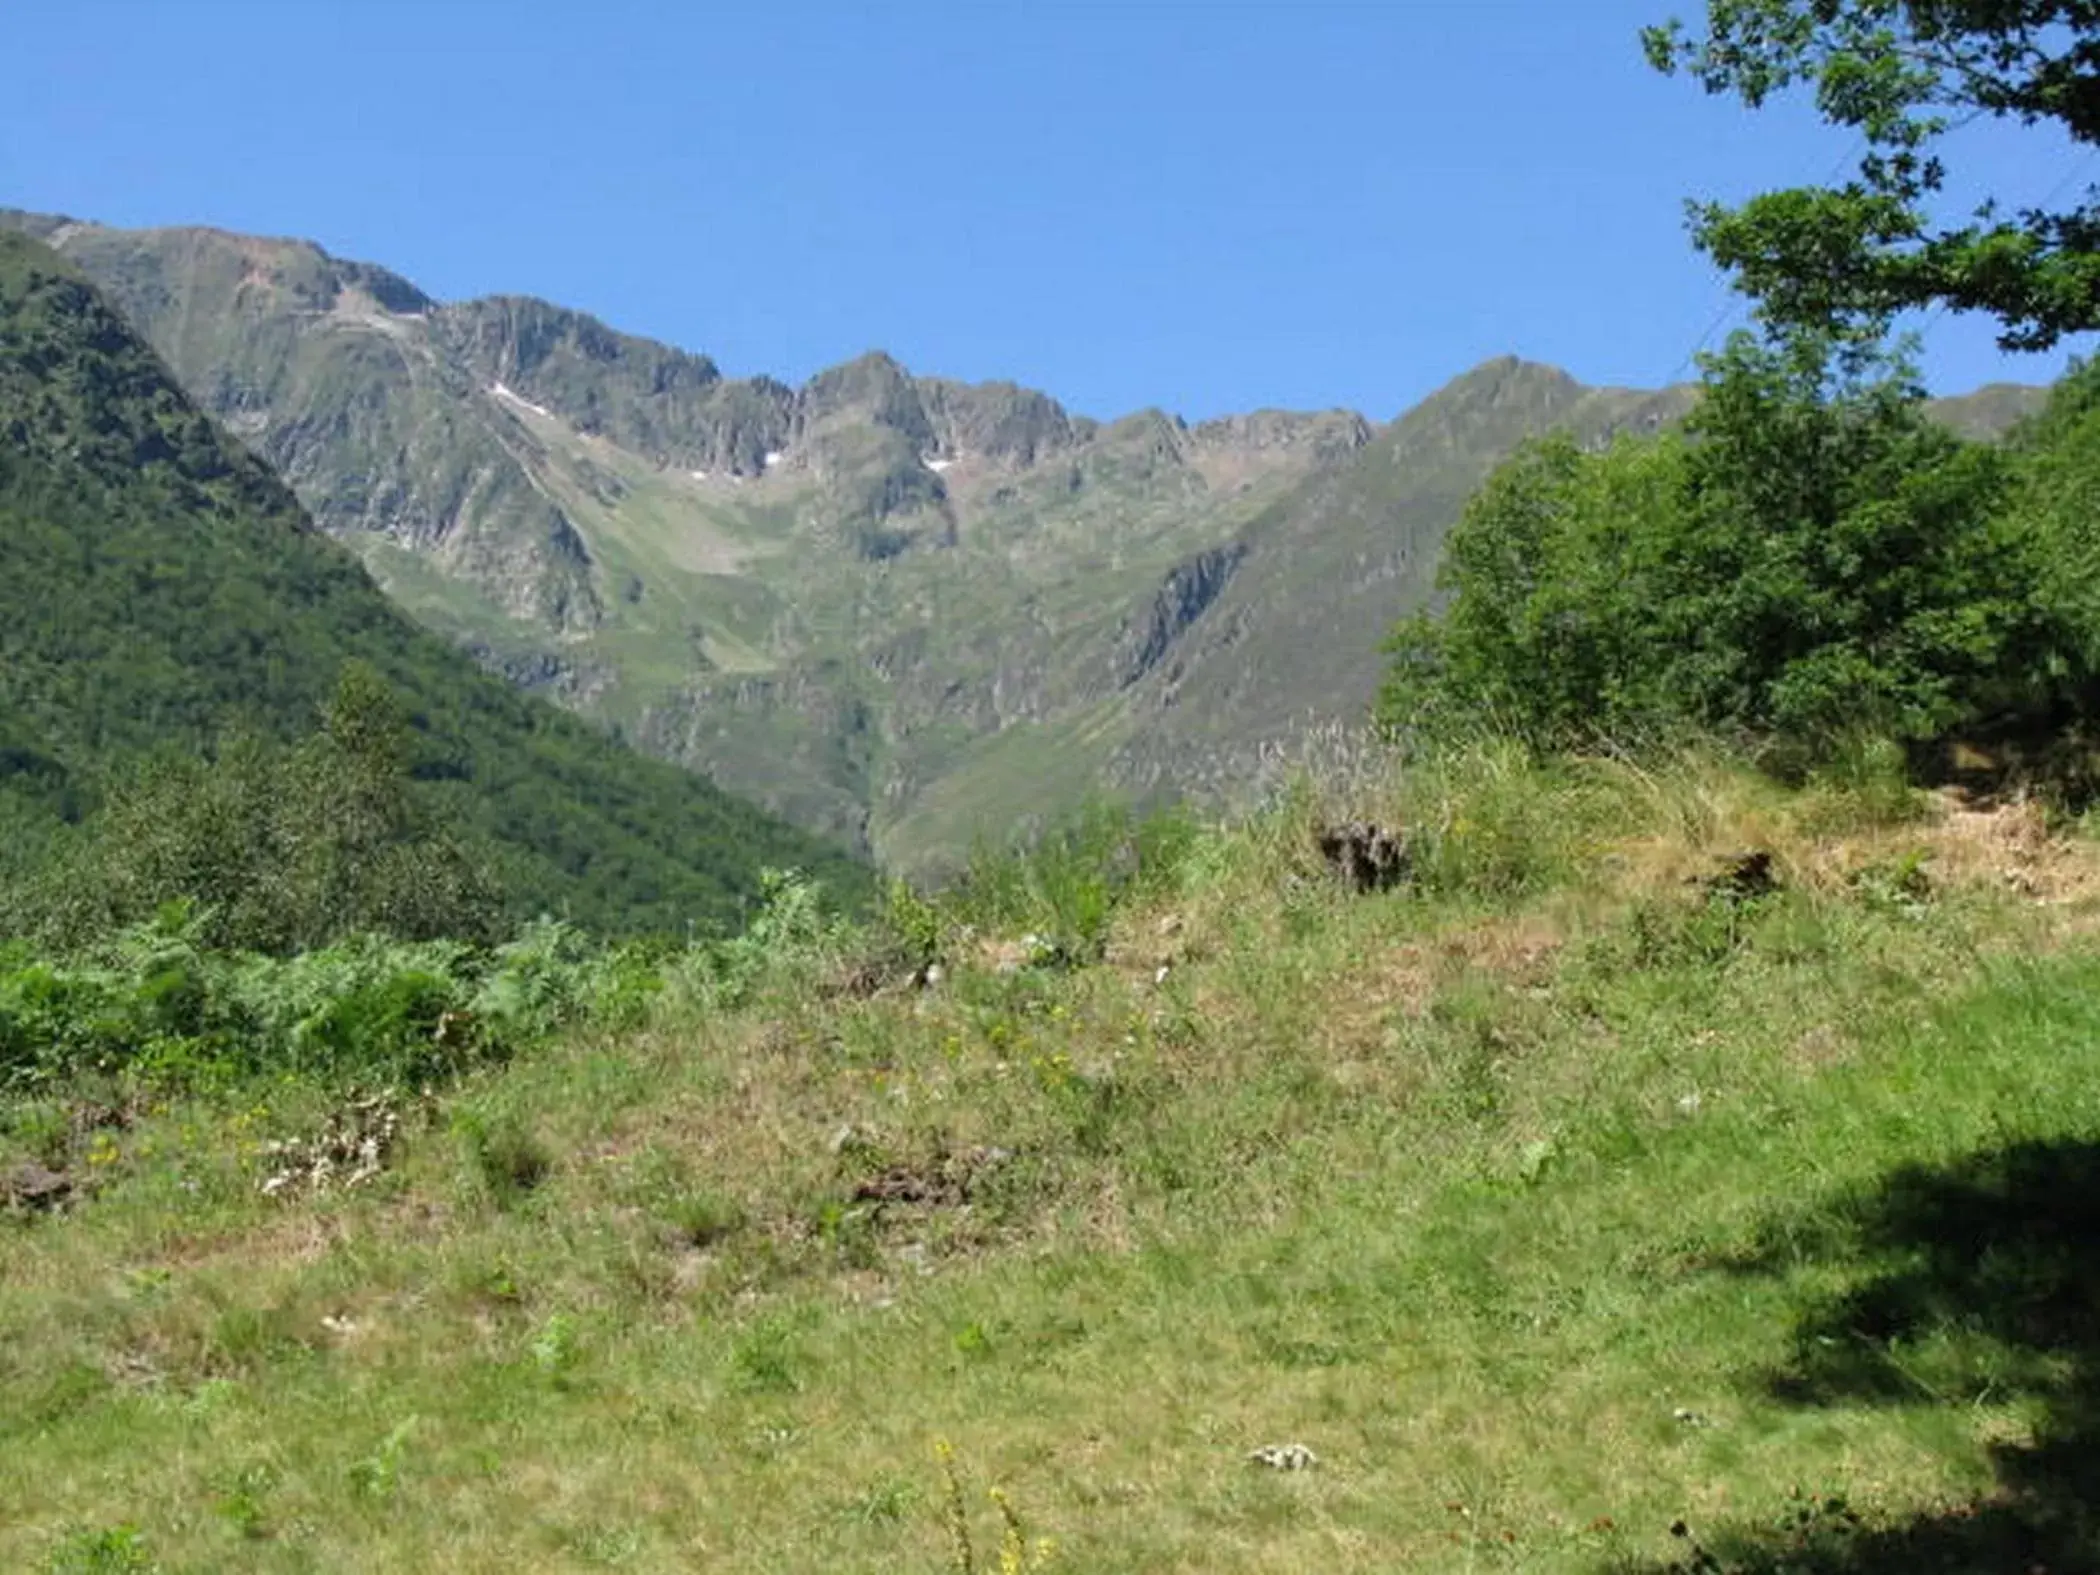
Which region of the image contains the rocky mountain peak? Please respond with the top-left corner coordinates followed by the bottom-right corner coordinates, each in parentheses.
top-left (915, 378), bottom-right (1080, 468)
top-left (1189, 408), bottom-right (1373, 461)
top-left (439, 296), bottom-right (721, 388)
top-left (1419, 355), bottom-right (1585, 413)
top-left (430, 294), bottom-right (774, 468)
top-left (795, 350), bottom-right (935, 452)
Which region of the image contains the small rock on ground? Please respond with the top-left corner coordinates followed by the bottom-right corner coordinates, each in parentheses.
top-left (1248, 1442), bottom-right (1319, 1471)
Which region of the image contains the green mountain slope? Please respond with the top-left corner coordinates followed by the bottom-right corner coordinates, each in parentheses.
top-left (0, 229), bottom-right (866, 933)
top-left (4, 211), bottom-right (2048, 870)
top-left (903, 362), bottom-right (1703, 832)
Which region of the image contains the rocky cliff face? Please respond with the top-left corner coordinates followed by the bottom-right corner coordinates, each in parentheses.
top-left (1117, 544), bottom-right (1248, 687)
top-left (435, 295), bottom-right (797, 476)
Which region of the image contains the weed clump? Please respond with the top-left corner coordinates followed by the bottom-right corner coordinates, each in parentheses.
top-left (454, 1108), bottom-right (552, 1207)
top-left (45, 1524), bottom-right (157, 1574)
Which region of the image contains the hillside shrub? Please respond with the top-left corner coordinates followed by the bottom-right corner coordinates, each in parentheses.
top-left (0, 858), bottom-right (861, 1100)
top-left (665, 868), bottom-right (846, 1011)
top-left (1379, 335), bottom-right (2089, 760)
top-left (0, 912), bottom-right (632, 1098)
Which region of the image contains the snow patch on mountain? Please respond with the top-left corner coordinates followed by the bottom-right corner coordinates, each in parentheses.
top-left (489, 381), bottom-right (555, 420)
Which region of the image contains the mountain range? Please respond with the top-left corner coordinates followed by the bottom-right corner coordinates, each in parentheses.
top-left (2, 209), bottom-right (2048, 870)
top-left (0, 227), bottom-right (866, 932)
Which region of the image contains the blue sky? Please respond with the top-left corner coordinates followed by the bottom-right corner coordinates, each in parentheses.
top-left (4, 0), bottom-right (2090, 419)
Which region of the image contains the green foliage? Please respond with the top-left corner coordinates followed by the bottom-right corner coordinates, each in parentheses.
top-left (282, 954), bottom-right (464, 1084)
top-left (474, 918), bottom-right (664, 1039)
top-left (45, 1525), bottom-right (156, 1575)
top-left (876, 878), bottom-right (946, 972)
top-left (456, 1107), bottom-right (554, 1207)
top-left (529, 1313), bottom-right (581, 1383)
top-left (1379, 335), bottom-right (2083, 756)
top-left (1800, 732), bottom-right (1929, 830)
top-left (1399, 739), bottom-right (1596, 899)
top-left (2003, 357), bottom-right (2100, 679)
top-left (0, 857), bottom-right (873, 1101)
top-left (211, 1464), bottom-right (275, 1542)
top-left (0, 906), bottom-right (671, 1098)
top-left (1646, 0), bottom-right (2100, 351)
top-left (668, 869), bottom-right (847, 1011)
top-left (347, 1420), bottom-right (417, 1504)
top-left (666, 1187), bottom-right (748, 1249)
top-left (0, 926), bottom-right (421, 1096)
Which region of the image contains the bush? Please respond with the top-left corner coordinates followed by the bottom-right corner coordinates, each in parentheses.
top-left (0, 860), bottom-right (869, 1100)
top-left (0, 910), bottom-right (620, 1097)
top-left (668, 868), bottom-right (845, 1011)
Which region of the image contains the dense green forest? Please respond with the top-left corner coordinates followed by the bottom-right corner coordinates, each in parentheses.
top-left (0, 230), bottom-right (868, 939)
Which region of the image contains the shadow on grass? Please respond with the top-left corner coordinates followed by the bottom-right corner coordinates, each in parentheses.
top-left (1617, 1139), bottom-right (2100, 1574)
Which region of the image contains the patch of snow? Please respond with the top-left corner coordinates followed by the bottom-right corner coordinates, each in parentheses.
top-left (924, 455), bottom-right (956, 474)
top-left (762, 450), bottom-right (784, 469)
top-left (488, 381), bottom-right (554, 420)
top-left (689, 469), bottom-right (710, 481)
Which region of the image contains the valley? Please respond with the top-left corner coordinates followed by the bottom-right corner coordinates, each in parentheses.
top-left (11, 210), bottom-right (2034, 870)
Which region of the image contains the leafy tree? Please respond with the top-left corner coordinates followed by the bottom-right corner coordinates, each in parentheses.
top-left (1378, 334), bottom-right (2074, 750)
top-left (282, 664), bottom-right (506, 948)
top-left (1994, 355), bottom-right (2100, 707)
top-left (1645, 1), bottom-right (2100, 350)
top-left (1382, 8), bottom-right (2100, 770)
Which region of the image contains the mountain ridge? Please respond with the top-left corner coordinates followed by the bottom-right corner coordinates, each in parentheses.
top-left (2, 208), bottom-right (2049, 869)
top-left (2, 209), bottom-right (2039, 440)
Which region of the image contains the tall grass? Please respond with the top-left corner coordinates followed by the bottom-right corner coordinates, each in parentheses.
top-left (944, 799), bottom-right (1202, 962)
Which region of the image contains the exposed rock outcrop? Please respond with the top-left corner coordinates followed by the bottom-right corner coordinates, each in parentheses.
top-left (1118, 543), bottom-right (1248, 686)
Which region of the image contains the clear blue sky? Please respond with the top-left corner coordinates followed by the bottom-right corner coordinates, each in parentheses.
top-left (4, 0), bottom-right (2090, 419)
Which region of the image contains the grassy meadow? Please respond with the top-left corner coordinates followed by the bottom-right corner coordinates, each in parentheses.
top-left (5, 742), bottom-right (2099, 1572)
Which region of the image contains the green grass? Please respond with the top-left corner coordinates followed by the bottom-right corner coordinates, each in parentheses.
top-left (5, 748), bottom-right (2099, 1571)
